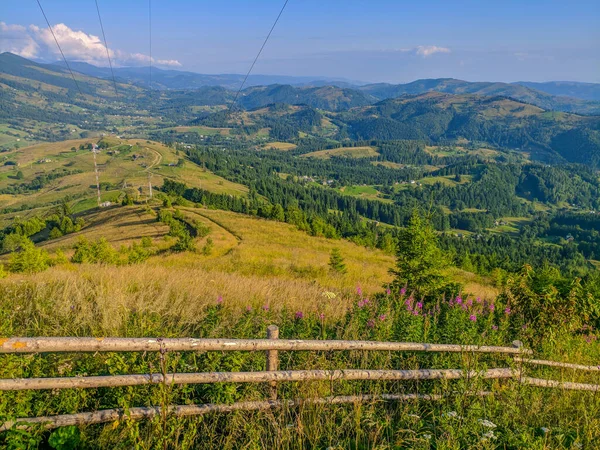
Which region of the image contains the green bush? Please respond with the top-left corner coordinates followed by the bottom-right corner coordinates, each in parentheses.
top-left (8, 240), bottom-right (49, 273)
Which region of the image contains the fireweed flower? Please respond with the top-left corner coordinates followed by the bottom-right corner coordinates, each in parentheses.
top-left (469, 314), bottom-right (477, 322)
top-left (217, 295), bottom-right (223, 304)
top-left (400, 287), bottom-right (407, 295)
top-left (367, 319), bottom-right (375, 328)
top-left (386, 288), bottom-right (391, 296)
top-left (262, 304), bottom-right (269, 311)
top-left (504, 307), bottom-right (511, 315)
top-left (246, 305), bottom-right (252, 312)
top-left (379, 314), bottom-right (387, 321)
top-left (356, 286), bottom-right (362, 296)
top-left (492, 325), bottom-right (499, 331)
top-left (489, 303), bottom-right (495, 312)
top-left (295, 311), bottom-right (304, 319)
top-left (455, 296), bottom-right (463, 305)
top-left (416, 302), bottom-right (423, 310)
top-left (319, 313), bottom-right (325, 320)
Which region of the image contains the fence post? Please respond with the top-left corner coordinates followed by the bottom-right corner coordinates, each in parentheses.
top-left (266, 325), bottom-right (280, 400)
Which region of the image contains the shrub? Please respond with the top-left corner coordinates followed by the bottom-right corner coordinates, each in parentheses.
top-left (8, 240), bottom-right (49, 273)
top-left (49, 227), bottom-right (63, 239)
top-left (202, 237), bottom-right (214, 255)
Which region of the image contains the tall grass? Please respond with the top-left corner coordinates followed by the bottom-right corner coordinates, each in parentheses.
top-left (1, 265), bottom-right (599, 449)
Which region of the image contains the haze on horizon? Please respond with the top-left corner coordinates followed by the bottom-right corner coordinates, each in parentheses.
top-left (1, 0), bottom-right (599, 84)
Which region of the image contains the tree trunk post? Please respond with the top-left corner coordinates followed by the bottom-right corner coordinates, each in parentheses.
top-left (266, 325), bottom-right (279, 400)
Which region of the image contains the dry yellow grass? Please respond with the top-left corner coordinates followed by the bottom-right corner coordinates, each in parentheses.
top-left (1, 264), bottom-right (352, 335)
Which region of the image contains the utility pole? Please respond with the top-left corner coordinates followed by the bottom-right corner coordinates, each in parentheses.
top-left (148, 172), bottom-right (153, 199)
top-left (92, 147), bottom-right (101, 207)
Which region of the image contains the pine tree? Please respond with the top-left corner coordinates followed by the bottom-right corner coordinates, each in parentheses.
top-left (329, 248), bottom-right (347, 274)
top-left (391, 211), bottom-right (449, 297)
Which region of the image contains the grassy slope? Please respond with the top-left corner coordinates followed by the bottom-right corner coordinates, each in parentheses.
top-left (0, 138), bottom-right (247, 224)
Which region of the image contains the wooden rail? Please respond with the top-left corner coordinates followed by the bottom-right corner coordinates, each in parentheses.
top-left (0, 337), bottom-right (532, 354)
top-left (1, 393), bottom-right (494, 432)
top-left (514, 357), bottom-right (600, 372)
top-left (0, 326), bottom-right (598, 432)
top-left (0, 368), bottom-right (517, 391)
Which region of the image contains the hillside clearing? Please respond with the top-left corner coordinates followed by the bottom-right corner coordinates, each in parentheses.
top-left (302, 146), bottom-right (379, 159)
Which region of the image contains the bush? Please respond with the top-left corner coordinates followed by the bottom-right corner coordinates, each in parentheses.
top-left (8, 240), bottom-right (50, 273)
top-left (71, 238), bottom-right (119, 264)
top-left (202, 237), bottom-right (214, 255)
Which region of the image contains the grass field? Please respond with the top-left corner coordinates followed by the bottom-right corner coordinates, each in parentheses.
top-left (0, 138), bottom-right (247, 221)
top-left (302, 146), bottom-right (379, 159)
top-left (170, 126), bottom-right (231, 136)
top-left (338, 185), bottom-right (393, 203)
top-left (264, 142), bottom-right (297, 151)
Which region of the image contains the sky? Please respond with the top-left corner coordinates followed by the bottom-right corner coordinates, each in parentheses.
top-left (1, 0), bottom-right (599, 83)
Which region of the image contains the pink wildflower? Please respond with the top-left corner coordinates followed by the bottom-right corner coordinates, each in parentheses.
top-left (217, 295), bottom-right (223, 304)
top-left (319, 313), bottom-right (325, 320)
top-left (386, 288), bottom-right (391, 296)
top-left (262, 304), bottom-right (269, 311)
top-left (246, 305), bottom-right (252, 312)
top-left (295, 311), bottom-right (304, 319)
top-left (400, 287), bottom-right (407, 295)
top-left (416, 302), bottom-right (423, 310)
top-left (492, 325), bottom-right (499, 331)
top-left (504, 307), bottom-right (511, 315)
top-left (379, 314), bottom-right (387, 321)
top-left (356, 286), bottom-right (362, 296)
top-left (489, 303), bottom-right (495, 312)
top-left (367, 319), bottom-right (375, 328)
top-left (455, 296), bottom-right (463, 305)
top-left (469, 314), bottom-right (477, 322)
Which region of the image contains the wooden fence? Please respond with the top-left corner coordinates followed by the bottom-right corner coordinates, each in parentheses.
top-left (1, 326), bottom-right (599, 431)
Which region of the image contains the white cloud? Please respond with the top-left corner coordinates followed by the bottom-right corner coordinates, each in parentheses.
top-left (0, 22), bottom-right (181, 67)
top-left (415, 45), bottom-right (451, 57)
top-left (0, 22), bottom-right (40, 58)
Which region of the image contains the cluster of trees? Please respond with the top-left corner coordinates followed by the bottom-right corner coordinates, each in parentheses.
top-left (0, 202), bottom-right (84, 253)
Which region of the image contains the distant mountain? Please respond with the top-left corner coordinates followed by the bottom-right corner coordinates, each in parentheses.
top-left (514, 81), bottom-right (600, 102)
top-left (339, 92), bottom-right (600, 165)
top-left (54, 60), bottom-right (363, 90)
top-left (237, 84), bottom-right (376, 111)
top-left (359, 78), bottom-right (600, 115)
top-left (0, 52), bottom-right (138, 99)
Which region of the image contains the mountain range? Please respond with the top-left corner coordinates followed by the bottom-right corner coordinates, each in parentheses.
top-left (1, 52), bottom-right (600, 168)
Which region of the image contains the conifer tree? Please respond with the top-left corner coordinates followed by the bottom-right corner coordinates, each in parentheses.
top-left (329, 248), bottom-right (347, 274)
top-left (391, 211), bottom-right (449, 297)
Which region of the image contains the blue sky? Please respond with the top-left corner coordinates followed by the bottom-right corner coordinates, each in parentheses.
top-left (1, 0), bottom-right (599, 82)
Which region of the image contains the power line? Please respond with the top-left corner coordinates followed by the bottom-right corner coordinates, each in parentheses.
top-left (35, 0), bottom-right (83, 97)
top-left (227, 0), bottom-right (290, 116)
top-left (94, 0), bottom-right (119, 96)
top-left (149, 0), bottom-right (152, 91)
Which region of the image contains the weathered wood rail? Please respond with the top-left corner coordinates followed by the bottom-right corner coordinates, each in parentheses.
top-left (0, 326), bottom-right (598, 431)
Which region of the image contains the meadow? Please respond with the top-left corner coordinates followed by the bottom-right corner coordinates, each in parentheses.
top-left (1, 200), bottom-right (599, 448)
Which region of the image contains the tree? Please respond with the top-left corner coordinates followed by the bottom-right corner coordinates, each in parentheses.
top-left (391, 211), bottom-right (449, 297)
top-left (15, 170), bottom-right (24, 180)
top-left (328, 248), bottom-right (347, 274)
top-left (270, 204), bottom-right (285, 222)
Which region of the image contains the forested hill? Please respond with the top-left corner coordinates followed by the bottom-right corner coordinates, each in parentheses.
top-left (359, 78), bottom-right (600, 115)
top-left (337, 92), bottom-right (600, 166)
